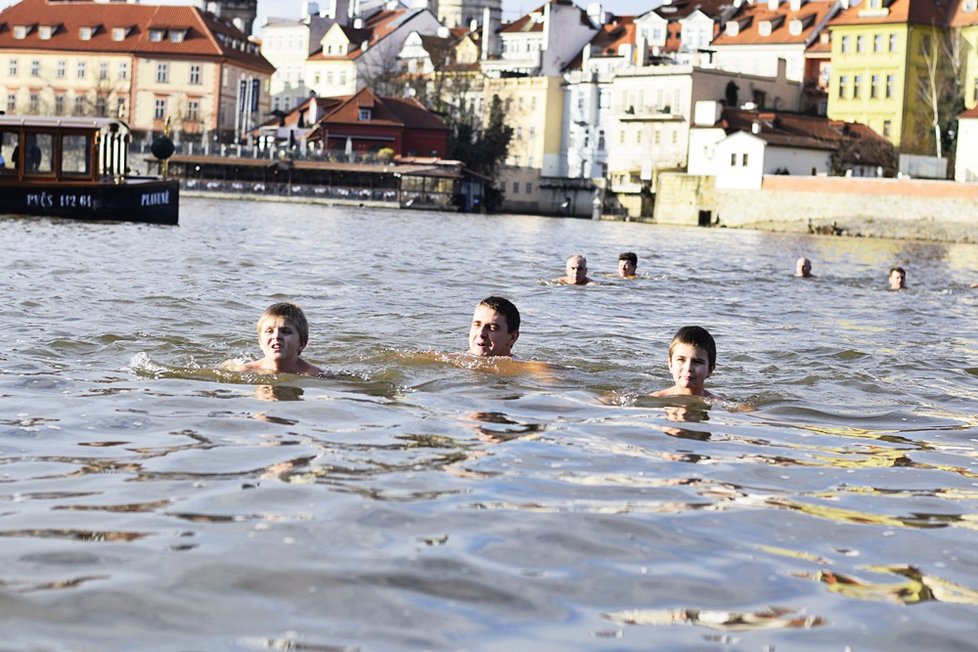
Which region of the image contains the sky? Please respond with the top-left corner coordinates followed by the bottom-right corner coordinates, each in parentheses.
top-left (0, 0), bottom-right (656, 34)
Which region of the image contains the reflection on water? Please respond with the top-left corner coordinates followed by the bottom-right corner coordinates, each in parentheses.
top-left (0, 200), bottom-right (977, 649)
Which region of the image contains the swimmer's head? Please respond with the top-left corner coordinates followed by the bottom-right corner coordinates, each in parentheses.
top-left (469, 296), bottom-right (520, 357)
top-left (888, 266), bottom-right (906, 290)
top-left (795, 257), bottom-right (812, 277)
top-left (667, 325), bottom-right (717, 372)
top-left (257, 302), bottom-right (310, 348)
top-left (618, 252), bottom-right (638, 277)
top-left (566, 255), bottom-right (587, 283)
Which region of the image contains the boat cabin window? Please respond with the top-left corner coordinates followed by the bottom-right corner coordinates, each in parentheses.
top-left (0, 131), bottom-right (15, 171)
top-left (61, 134), bottom-right (91, 176)
top-left (23, 133), bottom-right (54, 175)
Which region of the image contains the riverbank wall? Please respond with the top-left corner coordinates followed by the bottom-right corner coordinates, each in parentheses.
top-left (650, 173), bottom-right (978, 243)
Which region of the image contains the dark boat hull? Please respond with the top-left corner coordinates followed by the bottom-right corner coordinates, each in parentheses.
top-left (0, 178), bottom-right (179, 225)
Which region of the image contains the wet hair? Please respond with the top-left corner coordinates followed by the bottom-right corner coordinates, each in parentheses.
top-left (889, 266), bottom-right (905, 276)
top-left (479, 296), bottom-right (520, 333)
top-left (619, 252), bottom-right (638, 267)
top-left (257, 302), bottom-right (310, 347)
top-left (668, 325), bottom-right (717, 371)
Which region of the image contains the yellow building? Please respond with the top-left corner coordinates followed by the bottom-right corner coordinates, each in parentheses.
top-left (0, 0), bottom-right (273, 143)
top-left (827, 0), bottom-right (952, 152)
top-left (484, 75), bottom-right (564, 211)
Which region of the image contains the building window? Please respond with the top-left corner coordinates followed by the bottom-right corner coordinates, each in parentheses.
top-left (74, 96), bottom-right (84, 115)
top-left (874, 34), bottom-right (883, 52)
top-left (77, 61), bottom-right (86, 79)
top-left (118, 62), bottom-right (129, 80)
top-left (885, 74), bottom-right (894, 98)
top-left (742, 153), bottom-right (749, 166)
top-left (358, 108), bottom-right (371, 121)
top-left (871, 74), bottom-right (880, 98)
top-left (853, 74), bottom-right (862, 98)
top-left (31, 60), bottom-right (40, 77)
top-left (882, 120), bottom-right (891, 137)
top-left (730, 153), bottom-right (736, 166)
top-left (156, 63), bottom-right (169, 83)
top-left (856, 35), bottom-right (865, 53)
top-left (154, 98), bottom-right (166, 120)
top-left (189, 64), bottom-right (201, 85)
top-left (56, 60), bottom-right (66, 78)
top-left (512, 181), bottom-right (519, 193)
top-left (55, 95), bottom-right (64, 114)
top-left (974, 79), bottom-right (978, 102)
top-left (839, 75), bottom-right (848, 98)
top-left (598, 130), bottom-right (605, 150)
top-left (8, 59), bottom-right (17, 77)
top-left (840, 35), bottom-right (850, 53)
top-left (149, 29), bottom-right (165, 42)
top-left (920, 35), bottom-right (931, 55)
top-left (116, 97), bottom-right (126, 117)
top-left (98, 62), bottom-right (109, 80)
top-left (889, 33), bottom-right (898, 52)
top-left (516, 126), bottom-right (522, 140)
top-left (169, 30), bottom-right (185, 43)
top-left (96, 96), bottom-right (106, 116)
top-left (6, 93), bottom-right (15, 112)
top-left (29, 93), bottom-right (38, 112)
top-left (339, 72), bottom-right (347, 86)
top-left (187, 100), bottom-right (199, 121)
top-left (112, 27), bottom-right (127, 41)
top-left (13, 25), bottom-right (28, 39)
top-left (79, 26), bottom-right (93, 40)
top-left (525, 182), bottom-right (532, 194)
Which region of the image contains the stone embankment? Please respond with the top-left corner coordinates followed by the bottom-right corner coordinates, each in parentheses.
top-left (652, 174), bottom-right (978, 243)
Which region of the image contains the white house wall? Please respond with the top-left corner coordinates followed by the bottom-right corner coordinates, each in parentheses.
top-left (955, 117), bottom-right (978, 183)
top-left (765, 145), bottom-right (831, 175)
top-left (712, 43), bottom-right (806, 84)
top-left (715, 131), bottom-right (766, 189)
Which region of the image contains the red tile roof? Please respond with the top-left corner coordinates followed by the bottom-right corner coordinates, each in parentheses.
top-left (714, 107), bottom-right (889, 150)
top-left (713, 0), bottom-right (838, 46)
top-left (959, 104), bottom-right (978, 118)
top-left (830, 0), bottom-right (953, 26)
top-left (317, 88), bottom-right (449, 130)
top-left (0, 0), bottom-right (273, 72)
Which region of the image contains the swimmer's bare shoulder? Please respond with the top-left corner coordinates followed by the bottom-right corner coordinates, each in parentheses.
top-left (221, 358), bottom-right (324, 376)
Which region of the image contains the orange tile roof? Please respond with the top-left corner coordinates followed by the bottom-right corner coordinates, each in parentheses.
top-left (830, 0), bottom-right (953, 26)
top-left (713, 0), bottom-right (838, 46)
top-left (317, 88), bottom-right (449, 130)
top-left (713, 107), bottom-right (890, 153)
top-left (0, 0), bottom-right (273, 72)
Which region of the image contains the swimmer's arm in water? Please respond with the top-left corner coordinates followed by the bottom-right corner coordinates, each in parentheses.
top-left (221, 357), bottom-right (324, 376)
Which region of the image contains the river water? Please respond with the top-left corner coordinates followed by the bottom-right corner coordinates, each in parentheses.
top-left (2, 197), bottom-right (977, 650)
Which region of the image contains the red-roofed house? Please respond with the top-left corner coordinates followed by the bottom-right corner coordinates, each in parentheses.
top-left (301, 87), bottom-right (450, 159)
top-left (688, 100), bottom-right (890, 187)
top-left (0, 0), bottom-right (274, 144)
top-left (710, 0), bottom-right (839, 87)
top-left (634, 0), bottom-right (739, 66)
top-left (826, 0), bottom-right (954, 152)
top-left (305, 6), bottom-right (441, 98)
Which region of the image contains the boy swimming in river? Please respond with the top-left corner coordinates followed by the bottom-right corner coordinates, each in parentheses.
top-left (651, 325), bottom-right (721, 399)
top-left (226, 302), bottom-right (323, 376)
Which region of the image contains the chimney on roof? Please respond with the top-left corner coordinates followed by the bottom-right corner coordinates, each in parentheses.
top-left (587, 2), bottom-right (606, 25)
top-left (470, 18), bottom-right (479, 31)
top-left (353, 16), bottom-right (363, 28)
top-left (302, 2), bottom-right (321, 19)
top-left (206, 1), bottom-right (221, 17)
top-left (437, 25), bottom-right (450, 37)
top-left (751, 120), bottom-right (761, 134)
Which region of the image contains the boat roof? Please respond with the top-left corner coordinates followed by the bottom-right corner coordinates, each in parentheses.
top-left (0, 115), bottom-right (129, 131)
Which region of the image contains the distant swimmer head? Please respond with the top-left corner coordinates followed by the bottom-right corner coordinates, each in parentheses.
top-left (566, 255), bottom-right (588, 284)
top-left (618, 251), bottom-right (638, 278)
top-left (468, 296), bottom-right (520, 357)
top-left (795, 257), bottom-right (812, 277)
top-left (888, 266), bottom-right (906, 290)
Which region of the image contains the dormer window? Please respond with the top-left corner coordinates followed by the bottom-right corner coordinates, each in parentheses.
top-left (725, 21), bottom-right (740, 36)
top-left (169, 29), bottom-right (186, 43)
top-left (788, 19), bottom-right (802, 35)
top-left (39, 25), bottom-right (54, 40)
top-left (112, 26), bottom-right (129, 41)
top-left (79, 26), bottom-right (94, 40)
top-left (964, 0), bottom-right (977, 11)
top-left (759, 20), bottom-right (773, 36)
top-left (358, 108), bottom-right (371, 120)
top-left (13, 24), bottom-right (32, 39)
top-left (149, 29), bottom-right (166, 42)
